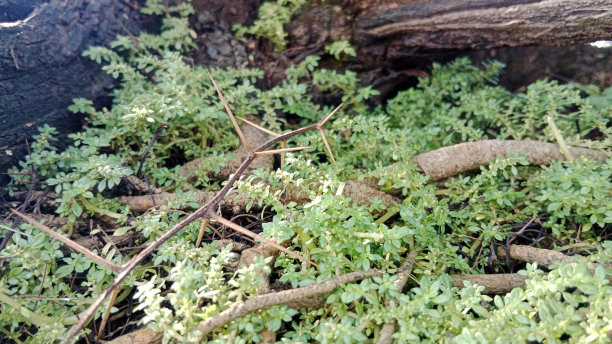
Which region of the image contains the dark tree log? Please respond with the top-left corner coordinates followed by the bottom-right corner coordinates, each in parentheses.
top-left (356, 0), bottom-right (612, 51)
top-left (284, 0), bottom-right (611, 70)
top-left (279, 0), bottom-right (612, 102)
top-left (0, 0), bottom-right (140, 177)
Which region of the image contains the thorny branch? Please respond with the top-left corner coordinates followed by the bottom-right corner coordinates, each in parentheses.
top-left (12, 71), bottom-right (343, 343)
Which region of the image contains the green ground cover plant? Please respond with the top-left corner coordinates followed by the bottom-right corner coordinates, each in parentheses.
top-left (1, 1), bottom-right (611, 343)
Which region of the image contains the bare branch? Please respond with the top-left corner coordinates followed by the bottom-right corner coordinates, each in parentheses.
top-left (197, 269), bottom-right (382, 337)
top-left (96, 286), bottom-right (121, 341)
top-left (411, 139), bottom-right (609, 182)
top-left (376, 251), bottom-right (418, 344)
top-left (11, 209), bottom-right (122, 273)
top-left (318, 103), bottom-right (343, 127)
top-left (497, 245), bottom-right (573, 267)
top-left (195, 218), bottom-right (210, 248)
top-left (450, 274), bottom-right (527, 294)
top-left (62, 105), bottom-right (340, 343)
top-left (206, 69), bottom-right (252, 153)
top-left (280, 140), bottom-right (286, 167)
top-left (315, 104), bottom-right (343, 168)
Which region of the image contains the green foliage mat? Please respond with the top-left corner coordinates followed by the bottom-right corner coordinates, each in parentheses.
top-left (1, 1), bottom-right (611, 343)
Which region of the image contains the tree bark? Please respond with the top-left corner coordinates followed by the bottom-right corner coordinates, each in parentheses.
top-left (355, 0), bottom-right (612, 51)
top-left (284, 0), bottom-right (611, 70)
top-left (280, 0), bottom-right (612, 102)
top-left (0, 0), bottom-right (140, 176)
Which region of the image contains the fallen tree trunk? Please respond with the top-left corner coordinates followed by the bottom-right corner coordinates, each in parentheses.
top-left (283, 0), bottom-right (611, 71)
top-left (355, 0), bottom-right (612, 53)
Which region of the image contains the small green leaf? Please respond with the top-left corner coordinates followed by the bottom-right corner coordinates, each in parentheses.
top-left (114, 226), bottom-right (131, 236)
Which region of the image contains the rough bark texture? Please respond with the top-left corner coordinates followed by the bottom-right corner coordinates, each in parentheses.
top-left (451, 273), bottom-right (528, 294)
top-left (411, 140), bottom-right (609, 182)
top-left (497, 245), bottom-right (574, 266)
top-left (0, 0), bottom-right (141, 176)
top-left (197, 269), bottom-right (383, 338)
top-left (355, 0), bottom-right (612, 52)
top-left (241, 1), bottom-right (612, 109)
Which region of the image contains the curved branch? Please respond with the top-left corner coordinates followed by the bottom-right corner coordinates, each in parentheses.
top-left (197, 269), bottom-right (383, 338)
top-left (411, 139), bottom-right (609, 182)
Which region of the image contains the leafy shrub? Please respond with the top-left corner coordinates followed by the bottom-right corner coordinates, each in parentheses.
top-left (233, 0), bottom-right (307, 52)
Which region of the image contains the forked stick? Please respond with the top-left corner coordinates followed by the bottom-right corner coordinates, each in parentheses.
top-left (238, 104), bottom-right (343, 168)
top-left (37, 73), bottom-right (344, 343)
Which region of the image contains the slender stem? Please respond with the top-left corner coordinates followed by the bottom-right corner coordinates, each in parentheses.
top-left (80, 199), bottom-right (125, 220)
top-left (237, 117), bottom-right (280, 137)
top-left (11, 209), bottom-right (121, 273)
top-left (210, 213), bottom-right (316, 267)
top-left (0, 290), bottom-right (55, 327)
top-left (374, 206), bottom-right (400, 225)
top-left (198, 268), bottom-right (380, 337)
top-left (96, 286), bottom-right (120, 341)
top-left (280, 141), bottom-right (286, 167)
top-left (136, 123), bottom-right (168, 178)
top-left (195, 218), bottom-right (209, 248)
top-left (319, 128), bottom-right (337, 167)
top-left (547, 115), bottom-right (573, 161)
